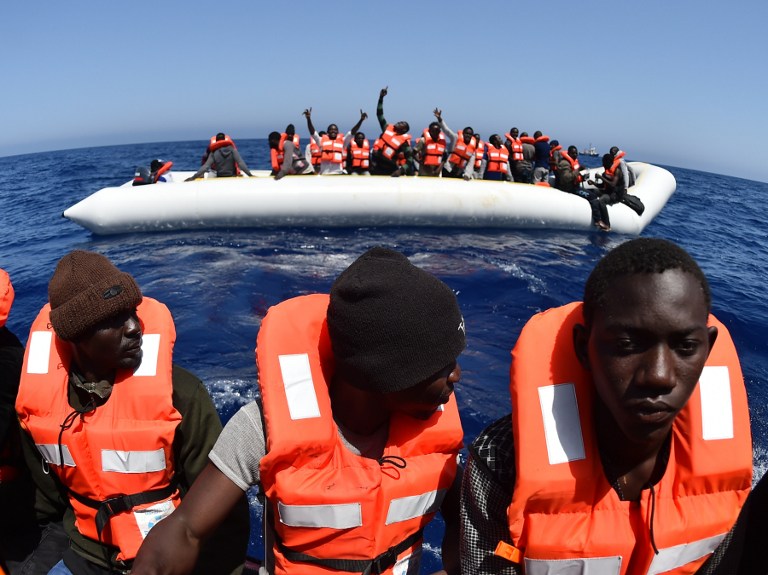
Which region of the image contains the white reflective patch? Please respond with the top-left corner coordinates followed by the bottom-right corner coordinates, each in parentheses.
top-left (36, 443), bottom-right (75, 467)
top-left (393, 549), bottom-right (420, 575)
top-left (134, 498), bottom-right (176, 539)
top-left (699, 366), bottom-right (734, 440)
top-left (525, 556), bottom-right (621, 575)
top-left (102, 448), bottom-right (166, 473)
top-left (647, 533), bottom-right (725, 574)
top-left (278, 353), bottom-right (321, 420)
top-left (538, 383), bottom-right (585, 464)
top-left (386, 490), bottom-right (445, 525)
top-left (27, 331), bottom-right (53, 374)
top-left (133, 334), bottom-right (160, 377)
top-left (278, 501), bottom-right (361, 529)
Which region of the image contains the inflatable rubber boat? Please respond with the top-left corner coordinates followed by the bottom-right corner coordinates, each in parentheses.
top-left (62, 162), bottom-right (675, 235)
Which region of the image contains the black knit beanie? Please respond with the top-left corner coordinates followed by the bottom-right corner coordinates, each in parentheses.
top-left (327, 247), bottom-right (466, 393)
top-left (48, 250), bottom-right (143, 341)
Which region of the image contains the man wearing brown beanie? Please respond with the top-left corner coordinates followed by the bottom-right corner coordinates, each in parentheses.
top-left (14, 250), bottom-right (248, 575)
top-left (133, 247), bottom-right (466, 575)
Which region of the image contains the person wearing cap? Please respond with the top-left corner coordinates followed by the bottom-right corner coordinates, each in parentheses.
top-left (132, 247), bottom-right (467, 575)
top-left (185, 133), bottom-right (254, 180)
top-left (14, 250), bottom-right (249, 575)
top-left (459, 238), bottom-right (751, 575)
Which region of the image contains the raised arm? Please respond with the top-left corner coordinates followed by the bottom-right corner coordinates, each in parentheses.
top-left (377, 87), bottom-right (388, 131)
top-left (303, 108), bottom-right (317, 139)
top-left (350, 109), bottom-right (368, 136)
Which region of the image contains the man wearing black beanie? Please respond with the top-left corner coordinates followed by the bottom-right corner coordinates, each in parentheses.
top-left (134, 247), bottom-right (466, 575)
top-left (15, 250), bottom-right (249, 575)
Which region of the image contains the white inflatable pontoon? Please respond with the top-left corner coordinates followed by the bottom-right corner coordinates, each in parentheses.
top-left (62, 162), bottom-right (675, 235)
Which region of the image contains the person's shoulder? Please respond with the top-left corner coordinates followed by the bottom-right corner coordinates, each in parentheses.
top-left (469, 415), bottom-right (516, 485)
top-left (171, 364), bottom-right (207, 398)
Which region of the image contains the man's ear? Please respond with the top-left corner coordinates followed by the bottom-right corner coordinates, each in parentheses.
top-left (706, 325), bottom-right (719, 359)
top-left (573, 323), bottom-right (591, 371)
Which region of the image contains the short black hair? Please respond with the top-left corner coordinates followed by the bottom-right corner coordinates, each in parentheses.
top-left (583, 238), bottom-right (711, 326)
top-left (216, 132), bottom-right (226, 141)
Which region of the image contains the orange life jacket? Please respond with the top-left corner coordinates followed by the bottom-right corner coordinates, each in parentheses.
top-left (152, 161), bottom-right (173, 183)
top-left (208, 134), bottom-right (236, 152)
top-left (498, 302), bottom-right (752, 575)
top-left (534, 135), bottom-right (550, 144)
top-left (504, 134), bottom-right (524, 161)
top-left (348, 139), bottom-right (370, 169)
top-left (309, 141), bottom-right (322, 166)
top-left (421, 129), bottom-right (447, 166)
top-left (271, 133), bottom-right (301, 172)
top-left (257, 294), bottom-right (463, 575)
top-left (373, 124), bottom-right (411, 163)
top-left (520, 136), bottom-right (536, 146)
top-left (605, 150), bottom-right (626, 177)
top-left (558, 153), bottom-right (582, 183)
top-left (474, 140), bottom-right (485, 170)
top-left (0, 269), bottom-right (13, 328)
top-left (16, 298), bottom-right (182, 562)
top-left (320, 134), bottom-right (345, 165)
top-left (485, 145), bottom-right (509, 173)
top-left (448, 134), bottom-right (477, 169)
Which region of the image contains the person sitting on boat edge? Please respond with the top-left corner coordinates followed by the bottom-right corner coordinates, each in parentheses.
top-left (556, 146), bottom-right (611, 231)
top-left (132, 159), bottom-right (174, 186)
top-left (531, 131), bottom-right (551, 184)
top-left (303, 107), bottom-right (367, 175)
top-left (459, 237), bottom-right (752, 575)
top-left (433, 108), bottom-right (477, 181)
top-left (515, 132), bottom-right (535, 184)
top-left (305, 130), bottom-right (324, 173)
top-left (15, 250), bottom-right (250, 575)
top-left (131, 246), bottom-right (467, 575)
top-left (185, 133), bottom-right (254, 181)
top-left (504, 128), bottom-right (526, 183)
top-left (268, 130), bottom-right (314, 180)
top-left (371, 86), bottom-right (415, 177)
top-left (414, 119), bottom-right (448, 177)
top-left (346, 131), bottom-right (371, 175)
top-left (270, 124), bottom-right (300, 176)
top-left (482, 135), bottom-right (513, 181)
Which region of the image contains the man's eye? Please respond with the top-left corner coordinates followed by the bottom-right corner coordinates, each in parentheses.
top-left (675, 339), bottom-right (700, 355)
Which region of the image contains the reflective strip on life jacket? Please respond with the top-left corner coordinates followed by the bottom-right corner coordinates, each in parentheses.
top-left (385, 490), bottom-right (445, 525)
top-left (486, 146), bottom-right (509, 173)
top-left (505, 134), bottom-right (524, 161)
top-left (35, 443), bottom-right (76, 467)
top-left (277, 353), bottom-right (321, 420)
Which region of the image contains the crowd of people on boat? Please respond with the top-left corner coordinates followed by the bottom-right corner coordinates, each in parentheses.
top-left (133, 87), bottom-right (638, 231)
top-left (1, 236), bottom-right (765, 575)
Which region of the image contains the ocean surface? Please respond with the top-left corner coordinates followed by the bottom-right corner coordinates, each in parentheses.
top-left (2, 139), bottom-right (767, 570)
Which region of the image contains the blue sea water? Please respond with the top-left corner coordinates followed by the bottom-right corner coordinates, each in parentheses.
top-left (2, 139), bottom-right (768, 571)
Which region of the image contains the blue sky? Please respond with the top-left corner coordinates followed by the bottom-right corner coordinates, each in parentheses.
top-left (3, 1), bottom-right (767, 182)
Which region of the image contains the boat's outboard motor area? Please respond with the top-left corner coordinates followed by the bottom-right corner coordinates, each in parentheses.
top-left (132, 166), bottom-right (152, 186)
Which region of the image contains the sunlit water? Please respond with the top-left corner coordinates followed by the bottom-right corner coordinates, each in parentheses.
top-left (2, 141), bottom-right (767, 570)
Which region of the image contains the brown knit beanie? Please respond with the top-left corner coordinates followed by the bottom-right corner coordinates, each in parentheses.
top-left (327, 247), bottom-right (466, 393)
top-left (48, 250), bottom-right (143, 341)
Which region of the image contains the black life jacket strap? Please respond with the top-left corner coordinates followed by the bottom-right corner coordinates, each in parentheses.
top-left (67, 481), bottom-right (177, 541)
top-left (276, 528), bottom-right (423, 574)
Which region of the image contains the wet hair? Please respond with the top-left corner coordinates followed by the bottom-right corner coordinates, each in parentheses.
top-left (583, 238), bottom-right (711, 327)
